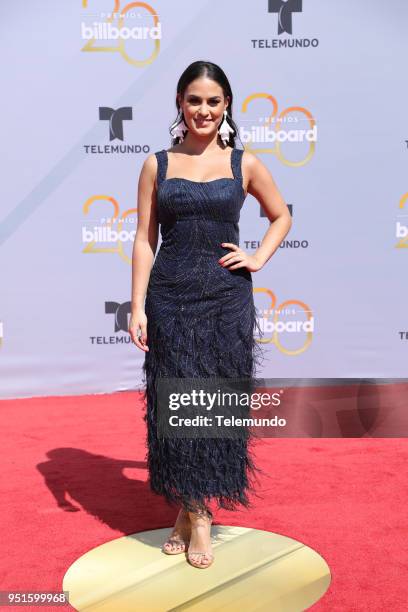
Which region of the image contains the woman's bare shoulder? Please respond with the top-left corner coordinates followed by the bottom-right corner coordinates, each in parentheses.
top-left (242, 149), bottom-right (270, 178)
top-left (242, 148), bottom-right (259, 167)
top-left (139, 152), bottom-right (160, 185)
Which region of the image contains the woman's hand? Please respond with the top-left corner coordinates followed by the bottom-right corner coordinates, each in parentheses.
top-left (218, 242), bottom-right (263, 272)
top-left (129, 309), bottom-right (149, 351)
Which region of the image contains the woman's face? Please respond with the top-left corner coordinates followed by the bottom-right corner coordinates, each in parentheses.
top-left (178, 77), bottom-right (229, 139)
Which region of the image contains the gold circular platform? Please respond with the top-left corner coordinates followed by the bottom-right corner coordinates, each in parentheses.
top-left (63, 525), bottom-right (331, 611)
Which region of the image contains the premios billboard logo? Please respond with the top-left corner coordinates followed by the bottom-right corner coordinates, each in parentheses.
top-left (82, 196), bottom-right (137, 264)
top-left (240, 93), bottom-right (316, 167)
top-left (395, 192), bottom-right (408, 249)
top-left (81, 1), bottom-right (161, 66)
top-left (253, 287), bottom-right (313, 355)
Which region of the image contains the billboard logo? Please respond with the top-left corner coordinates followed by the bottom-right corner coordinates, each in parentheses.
top-left (395, 192), bottom-right (408, 249)
top-left (81, 21), bottom-right (161, 41)
top-left (80, 1), bottom-right (161, 67)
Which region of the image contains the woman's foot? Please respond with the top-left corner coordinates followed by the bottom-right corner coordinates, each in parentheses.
top-left (162, 508), bottom-right (191, 555)
top-left (187, 509), bottom-right (214, 569)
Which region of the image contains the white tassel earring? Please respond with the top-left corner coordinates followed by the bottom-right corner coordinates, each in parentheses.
top-left (170, 110), bottom-right (188, 142)
top-left (218, 110), bottom-right (234, 145)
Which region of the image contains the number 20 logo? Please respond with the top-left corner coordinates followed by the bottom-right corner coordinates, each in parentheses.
top-left (396, 192), bottom-right (408, 249)
top-left (82, 196), bottom-right (137, 264)
top-left (253, 288), bottom-right (313, 355)
top-left (242, 93), bottom-right (316, 167)
top-left (81, 0), bottom-right (160, 66)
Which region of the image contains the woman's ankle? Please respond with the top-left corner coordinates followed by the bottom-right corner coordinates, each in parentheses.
top-left (188, 509), bottom-right (213, 524)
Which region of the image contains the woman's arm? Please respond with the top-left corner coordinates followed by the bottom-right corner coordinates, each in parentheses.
top-left (219, 151), bottom-right (292, 272)
top-left (129, 153), bottom-right (159, 351)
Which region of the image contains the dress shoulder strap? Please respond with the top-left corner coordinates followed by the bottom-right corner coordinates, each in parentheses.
top-left (154, 149), bottom-right (168, 187)
top-left (231, 147), bottom-right (243, 180)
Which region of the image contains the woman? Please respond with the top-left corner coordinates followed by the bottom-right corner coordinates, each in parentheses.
top-left (129, 60), bottom-right (291, 569)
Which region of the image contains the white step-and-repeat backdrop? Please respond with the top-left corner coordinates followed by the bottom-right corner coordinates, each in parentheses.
top-left (1, 1), bottom-right (406, 398)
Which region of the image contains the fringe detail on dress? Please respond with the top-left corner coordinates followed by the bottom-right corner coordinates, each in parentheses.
top-left (141, 299), bottom-right (266, 514)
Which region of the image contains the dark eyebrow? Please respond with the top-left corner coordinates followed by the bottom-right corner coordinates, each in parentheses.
top-left (187, 94), bottom-right (221, 100)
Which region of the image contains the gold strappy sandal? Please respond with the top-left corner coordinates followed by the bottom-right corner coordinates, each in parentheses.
top-left (187, 509), bottom-right (214, 569)
top-left (162, 509), bottom-right (191, 555)
top-left (162, 536), bottom-right (190, 555)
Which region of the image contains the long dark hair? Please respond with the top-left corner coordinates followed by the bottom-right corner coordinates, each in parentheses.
top-left (169, 60), bottom-right (241, 149)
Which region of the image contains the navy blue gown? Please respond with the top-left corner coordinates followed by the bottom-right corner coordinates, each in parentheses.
top-left (142, 147), bottom-right (264, 513)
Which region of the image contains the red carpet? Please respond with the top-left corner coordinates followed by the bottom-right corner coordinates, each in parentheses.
top-left (1, 391), bottom-right (407, 611)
